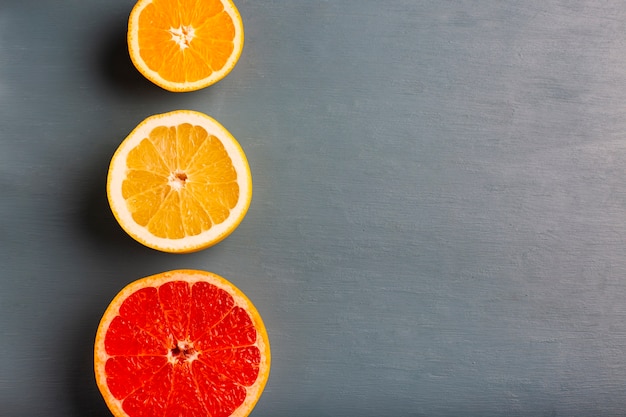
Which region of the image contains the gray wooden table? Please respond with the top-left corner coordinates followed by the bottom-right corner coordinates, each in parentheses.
top-left (2, 1), bottom-right (626, 415)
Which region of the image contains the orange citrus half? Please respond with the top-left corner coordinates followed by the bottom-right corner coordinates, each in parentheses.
top-left (128, 0), bottom-right (245, 92)
top-left (94, 269), bottom-right (271, 417)
top-left (107, 110), bottom-right (252, 253)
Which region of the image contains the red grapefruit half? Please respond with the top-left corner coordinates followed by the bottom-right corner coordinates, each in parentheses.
top-left (94, 269), bottom-right (270, 417)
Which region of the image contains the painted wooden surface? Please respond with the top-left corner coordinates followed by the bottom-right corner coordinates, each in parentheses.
top-left (2, 1), bottom-right (626, 415)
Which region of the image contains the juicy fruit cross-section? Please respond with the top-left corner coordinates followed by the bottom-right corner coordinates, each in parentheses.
top-left (94, 269), bottom-right (271, 417)
top-left (128, 0), bottom-right (245, 92)
top-left (107, 110), bottom-right (252, 253)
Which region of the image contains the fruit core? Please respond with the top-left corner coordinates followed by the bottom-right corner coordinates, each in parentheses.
top-left (168, 340), bottom-right (198, 364)
top-left (168, 170), bottom-right (188, 191)
top-left (170, 25), bottom-right (195, 50)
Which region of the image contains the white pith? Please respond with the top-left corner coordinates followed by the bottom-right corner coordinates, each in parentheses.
top-left (107, 111), bottom-right (252, 252)
top-left (167, 170), bottom-right (187, 191)
top-left (169, 25), bottom-right (195, 50)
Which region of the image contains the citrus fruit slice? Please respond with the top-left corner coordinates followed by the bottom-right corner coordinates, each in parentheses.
top-left (127, 0), bottom-right (244, 92)
top-left (94, 269), bottom-right (271, 417)
top-left (107, 110), bottom-right (252, 253)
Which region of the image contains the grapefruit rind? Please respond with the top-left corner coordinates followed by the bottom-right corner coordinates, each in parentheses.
top-left (94, 269), bottom-right (271, 417)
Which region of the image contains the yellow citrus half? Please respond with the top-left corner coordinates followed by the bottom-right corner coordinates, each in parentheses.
top-left (128, 0), bottom-right (245, 92)
top-left (94, 269), bottom-right (271, 417)
top-left (107, 110), bottom-right (252, 253)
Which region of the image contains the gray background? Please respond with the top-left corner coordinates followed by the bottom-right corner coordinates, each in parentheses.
top-left (2, 0), bottom-right (626, 416)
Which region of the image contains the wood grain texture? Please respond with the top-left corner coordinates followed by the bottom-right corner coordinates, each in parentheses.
top-left (1, 1), bottom-right (626, 416)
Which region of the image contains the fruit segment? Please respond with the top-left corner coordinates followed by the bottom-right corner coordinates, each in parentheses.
top-left (105, 356), bottom-right (169, 399)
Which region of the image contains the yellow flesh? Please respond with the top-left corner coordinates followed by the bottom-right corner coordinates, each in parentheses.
top-left (121, 123), bottom-right (239, 239)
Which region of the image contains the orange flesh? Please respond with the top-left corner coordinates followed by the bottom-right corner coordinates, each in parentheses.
top-left (104, 280), bottom-right (261, 417)
top-left (137, 0), bottom-right (236, 83)
top-left (121, 123), bottom-right (239, 239)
